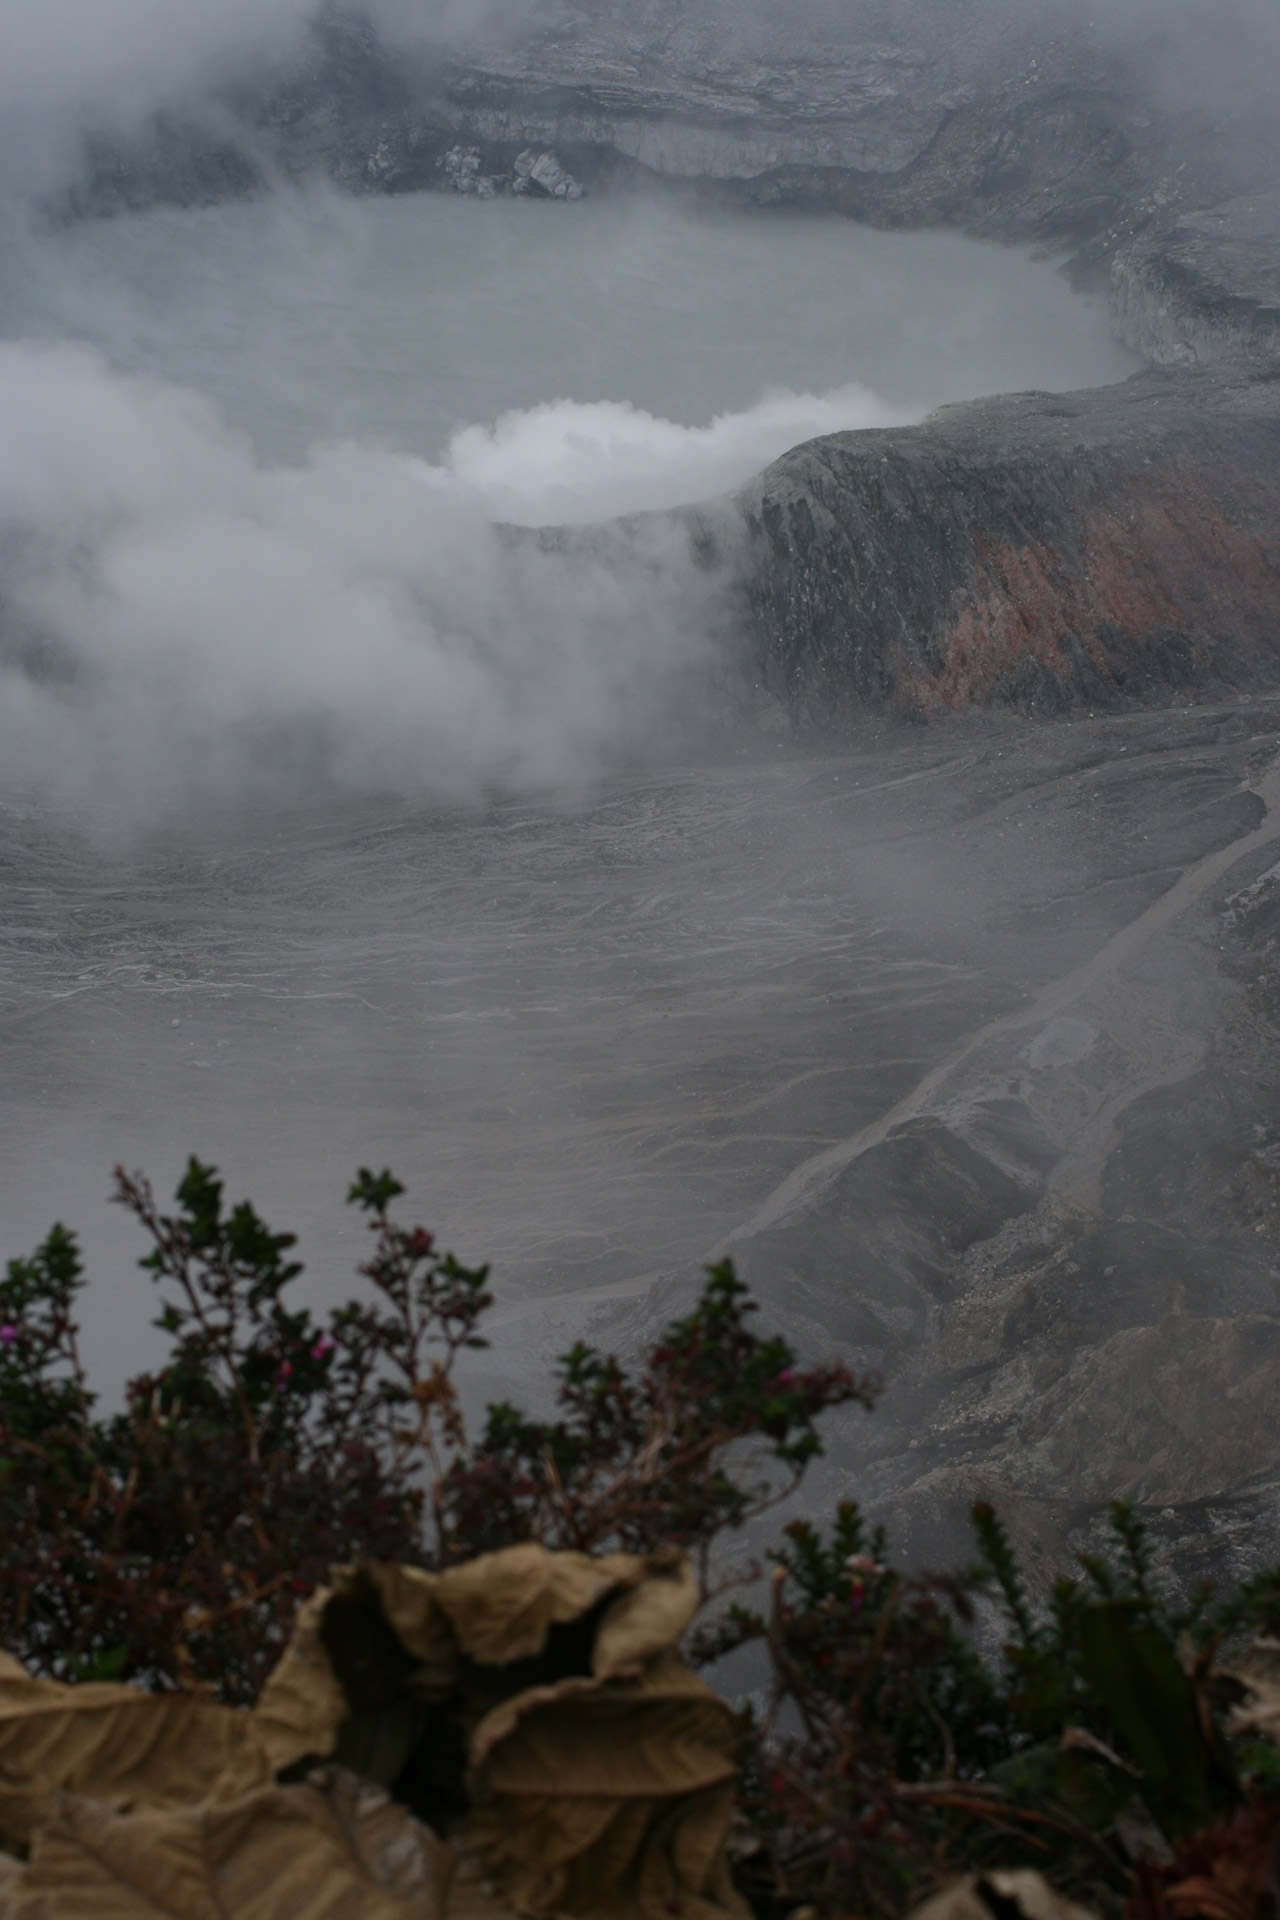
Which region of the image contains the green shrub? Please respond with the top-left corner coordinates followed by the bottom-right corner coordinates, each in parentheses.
top-left (0, 1159), bottom-right (867, 1701)
top-left (3, 1160), bottom-right (1279, 1916)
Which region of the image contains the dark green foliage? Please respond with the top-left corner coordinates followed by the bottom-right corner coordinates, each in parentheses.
top-left (4, 1163), bottom-right (1280, 1918)
top-left (0, 1224), bottom-right (90, 1455)
top-left (970, 1501), bottom-right (1237, 1838)
top-left (693, 1502), bottom-right (1020, 1917)
top-left (0, 1162), bottom-right (869, 1699)
top-left (1075, 1605), bottom-right (1232, 1833)
top-left (0, 1161), bottom-right (481, 1698)
top-left (702, 1498), bottom-right (1276, 1917)
top-left (440, 1263), bottom-right (872, 1574)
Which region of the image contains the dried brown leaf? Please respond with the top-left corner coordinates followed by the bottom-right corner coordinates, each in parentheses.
top-left (0, 1661), bottom-right (263, 1853)
top-left (6, 1767), bottom-right (452, 1920)
top-left (464, 1654), bottom-right (746, 1920)
top-left (909, 1872), bottom-right (1102, 1920)
top-left (407, 1543), bottom-right (652, 1667)
top-left (247, 1586), bottom-right (347, 1773)
top-left (0, 1851), bottom-right (24, 1913)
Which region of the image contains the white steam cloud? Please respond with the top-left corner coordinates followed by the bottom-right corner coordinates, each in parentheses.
top-left (1, 0), bottom-right (1256, 826)
top-left (0, 341), bottom-right (912, 819)
top-left (447, 385), bottom-right (906, 526)
top-left (0, 2), bottom-right (923, 823)
top-left (0, 0), bottom-right (532, 200)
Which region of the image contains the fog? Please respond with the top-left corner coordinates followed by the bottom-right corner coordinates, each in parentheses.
top-left (0, 333), bottom-right (736, 819)
top-left (0, 0), bottom-right (1260, 1427)
top-left (1082, 0), bottom-right (1280, 129)
top-left (0, 182), bottom-right (1134, 822)
top-left (5, 0), bottom-right (1280, 205)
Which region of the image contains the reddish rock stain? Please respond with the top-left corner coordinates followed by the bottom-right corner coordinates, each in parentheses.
top-left (899, 464), bottom-right (1280, 712)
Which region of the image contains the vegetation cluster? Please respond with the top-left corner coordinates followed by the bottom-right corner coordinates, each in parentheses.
top-left (3, 1162), bottom-right (1280, 1919)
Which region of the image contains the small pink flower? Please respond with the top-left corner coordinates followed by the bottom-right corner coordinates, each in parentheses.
top-left (310, 1334), bottom-right (336, 1361)
top-left (775, 1366), bottom-right (796, 1385)
top-left (277, 1360), bottom-right (293, 1382)
top-left (0, 1325), bottom-right (16, 1346)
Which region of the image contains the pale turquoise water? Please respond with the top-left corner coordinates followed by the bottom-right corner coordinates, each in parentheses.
top-left (4, 188), bottom-right (1138, 462)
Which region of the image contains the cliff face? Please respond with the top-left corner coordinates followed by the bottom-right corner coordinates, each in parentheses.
top-left (1111, 193), bottom-right (1280, 367)
top-left (739, 369), bottom-right (1280, 718)
top-left (65, 1), bottom-right (1216, 263)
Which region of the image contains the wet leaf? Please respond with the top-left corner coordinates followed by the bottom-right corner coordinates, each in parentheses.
top-left (1077, 1602), bottom-right (1236, 1834)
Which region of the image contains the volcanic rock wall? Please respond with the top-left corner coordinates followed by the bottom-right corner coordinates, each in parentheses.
top-left (739, 368), bottom-right (1280, 718)
top-left (1111, 193), bottom-right (1280, 368)
top-left (63, 1), bottom-right (1191, 264)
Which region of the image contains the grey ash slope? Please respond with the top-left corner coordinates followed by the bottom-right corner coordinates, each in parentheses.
top-left (556, 704), bottom-right (1280, 1592)
top-left (743, 729), bottom-right (1280, 1586)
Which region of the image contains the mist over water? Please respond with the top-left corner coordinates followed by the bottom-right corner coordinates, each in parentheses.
top-left (0, 188), bottom-right (1135, 819)
top-left (6, 190), bottom-right (1133, 469)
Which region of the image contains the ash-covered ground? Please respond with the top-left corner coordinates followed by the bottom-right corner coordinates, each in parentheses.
top-left (5, 697), bottom-right (1280, 1585)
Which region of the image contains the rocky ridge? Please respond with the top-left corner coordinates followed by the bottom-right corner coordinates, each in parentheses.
top-left (67, 3), bottom-right (1248, 257)
top-left (727, 709), bottom-right (1280, 1595)
top-left (739, 365), bottom-right (1280, 719)
top-left (1112, 192), bottom-right (1280, 368)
